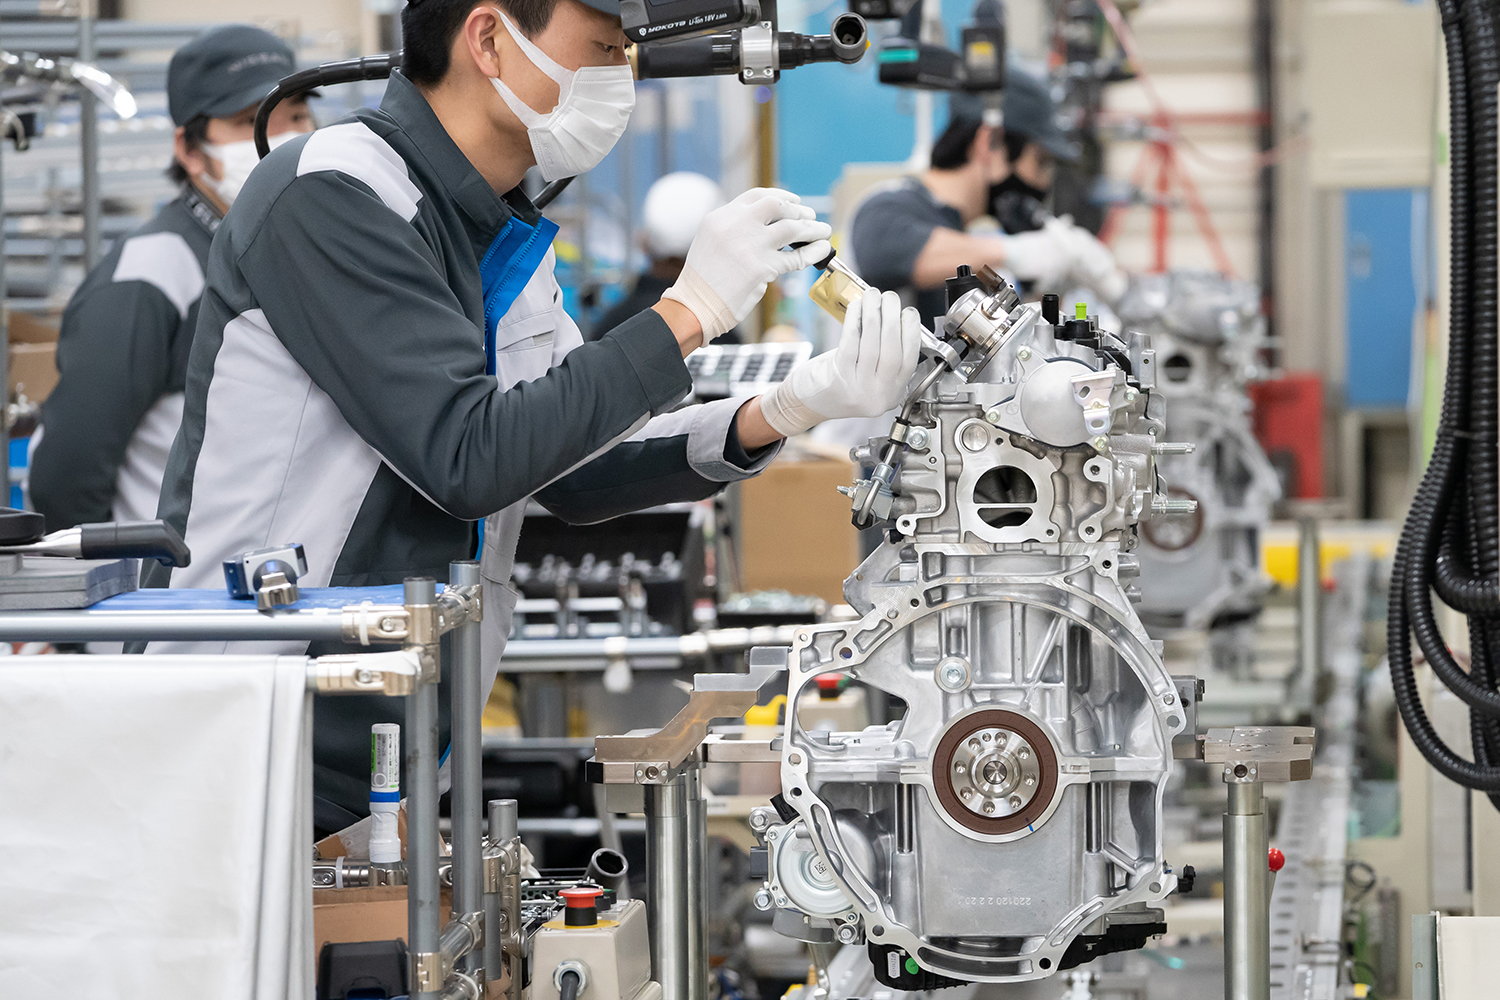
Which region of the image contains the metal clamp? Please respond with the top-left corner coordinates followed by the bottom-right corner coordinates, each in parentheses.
top-left (340, 602), bottom-right (410, 646)
top-left (739, 21), bottom-right (776, 82)
top-left (411, 950), bottom-right (449, 993)
top-left (438, 583), bottom-right (484, 630)
top-left (305, 650), bottom-right (421, 696)
top-left (482, 840), bottom-right (519, 894)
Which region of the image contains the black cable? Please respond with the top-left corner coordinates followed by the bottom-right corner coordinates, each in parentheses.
top-left (1388, 0), bottom-right (1500, 801)
top-left (558, 970), bottom-right (582, 1000)
top-left (251, 53), bottom-right (578, 210)
top-left (535, 176), bottom-right (575, 209)
top-left (253, 53), bottom-right (401, 157)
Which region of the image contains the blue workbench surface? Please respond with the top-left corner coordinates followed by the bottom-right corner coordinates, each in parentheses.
top-left (89, 584), bottom-right (441, 613)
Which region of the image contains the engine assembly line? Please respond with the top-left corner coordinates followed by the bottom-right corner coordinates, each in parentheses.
top-left (0, 1), bottom-right (1494, 999)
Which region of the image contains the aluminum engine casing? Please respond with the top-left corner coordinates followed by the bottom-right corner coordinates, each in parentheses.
top-left (1116, 272), bottom-right (1282, 631)
top-left (757, 285), bottom-right (1192, 987)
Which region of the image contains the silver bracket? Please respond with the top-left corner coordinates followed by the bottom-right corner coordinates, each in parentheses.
top-left (410, 950), bottom-right (448, 993)
top-left (1070, 370), bottom-right (1117, 438)
top-left (305, 650), bottom-right (421, 696)
top-left (739, 21), bottom-right (777, 83)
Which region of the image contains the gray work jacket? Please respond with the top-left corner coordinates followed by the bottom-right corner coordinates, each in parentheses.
top-left (32, 189), bottom-right (217, 528)
top-left (144, 72), bottom-right (777, 823)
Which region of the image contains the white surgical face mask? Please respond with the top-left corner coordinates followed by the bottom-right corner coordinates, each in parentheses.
top-left (199, 131), bottom-right (296, 207)
top-left (489, 8), bottom-right (635, 182)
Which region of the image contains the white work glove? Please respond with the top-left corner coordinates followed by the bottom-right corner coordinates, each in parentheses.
top-left (661, 187), bottom-right (833, 341)
top-left (999, 224), bottom-right (1074, 291)
top-left (760, 289), bottom-right (921, 438)
top-left (1052, 218), bottom-right (1129, 304)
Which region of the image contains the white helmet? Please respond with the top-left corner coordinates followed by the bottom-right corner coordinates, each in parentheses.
top-left (642, 171), bottom-right (725, 260)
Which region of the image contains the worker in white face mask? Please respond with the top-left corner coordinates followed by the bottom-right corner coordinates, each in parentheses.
top-left (31, 25), bottom-right (314, 530)
top-left (132, 0), bottom-right (920, 835)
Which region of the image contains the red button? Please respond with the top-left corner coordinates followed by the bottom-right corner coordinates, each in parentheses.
top-left (1268, 848), bottom-right (1285, 872)
top-left (815, 674), bottom-right (843, 692)
top-left (560, 887), bottom-right (604, 908)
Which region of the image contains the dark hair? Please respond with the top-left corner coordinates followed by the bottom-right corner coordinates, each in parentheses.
top-left (930, 116), bottom-right (982, 170)
top-left (167, 113), bottom-right (211, 185)
top-left (402, 0), bottom-right (561, 86)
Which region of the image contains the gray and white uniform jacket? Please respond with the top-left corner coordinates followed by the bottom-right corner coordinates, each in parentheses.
top-left (144, 72), bottom-right (778, 826)
top-left (31, 189), bottom-right (217, 528)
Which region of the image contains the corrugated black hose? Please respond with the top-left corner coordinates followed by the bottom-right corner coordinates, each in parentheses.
top-left (1389, 0), bottom-right (1500, 802)
top-left (250, 52), bottom-right (576, 209)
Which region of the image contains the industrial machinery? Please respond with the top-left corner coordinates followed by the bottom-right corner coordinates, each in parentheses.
top-left (749, 263), bottom-right (1197, 987)
top-left (1116, 273), bottom-right (1281, 638)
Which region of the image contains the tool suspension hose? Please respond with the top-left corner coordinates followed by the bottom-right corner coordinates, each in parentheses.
top-left (1389, 0), bottom-right (1500, 805)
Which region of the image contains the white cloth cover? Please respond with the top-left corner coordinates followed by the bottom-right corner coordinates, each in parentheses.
top-left (0, 654), bottom-right (314, 1000)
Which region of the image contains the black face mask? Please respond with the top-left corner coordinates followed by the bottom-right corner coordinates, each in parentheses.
top-left (989, 175), bottom-right (1051, 234)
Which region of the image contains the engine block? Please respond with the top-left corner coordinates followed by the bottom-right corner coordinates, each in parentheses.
top-left (756, 269), bottom-right (1196, 988)
top-left (1116, 272), bottom-right (1281, 634)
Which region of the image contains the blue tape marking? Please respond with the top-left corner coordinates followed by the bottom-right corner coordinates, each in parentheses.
top-left (369, 790), bottom-right (401, 803)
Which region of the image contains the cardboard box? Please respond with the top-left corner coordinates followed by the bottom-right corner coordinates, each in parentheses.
top-left (312, 884), bottom-right (453, 958)
top-left (738, 452), bottom-right (861, 605)
top-left (8, 312), bottom-right (59, 403)
top-left (313, 885), bottom-right (511, 996)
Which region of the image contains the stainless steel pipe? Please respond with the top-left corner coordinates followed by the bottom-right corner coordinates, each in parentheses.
top-left (77, 0), bottom-right (101, 270)
top-left (1224, 781), bottom-right (1270, 1000)
top-left (405, 577), bottom-right (442, 1000)
top-left (645, 776), bottom-right (690, 1000)
top-left (685, 770), bottom-right (708, 1000)
top-left (448, 561), bottom-right (484, 981)
top-left (1297, 517), bottom-right (1321, 687)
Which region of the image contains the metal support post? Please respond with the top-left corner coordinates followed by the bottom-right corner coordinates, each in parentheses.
top-left (645, 769), bottom-right (708, 1000)
top-left (448, 560), bottom-right (484, 982)
top-left (1296, 516), bottom-right (1321, 691)
top-left (78, 0), bottom-right (102, 270)
top-left (405, 577), bottom-right (443, 1000)
top-left (483, 799), bottom-right (522, 1000)
top-left (686, 767), bottom-right (708, 1000)
top-left (1225, 780), bottom-right (1269, 1000)
top-left (520, 672), bottom-right (568, 737)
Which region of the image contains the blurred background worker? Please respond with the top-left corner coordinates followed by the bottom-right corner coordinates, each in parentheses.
top-left (29, 25), bottom-right (314, 530)
top-left (847, 69), bottom-right (1126, 327)
top-left (989, 67), bottom-right (1128, 303)
top-left (592, 171), bottom-right (741, 342)
top-left (989, 65), bottom-right (1078, 235)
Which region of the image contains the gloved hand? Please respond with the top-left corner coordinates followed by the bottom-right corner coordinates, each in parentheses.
top-left (1051, 218), bottom-right (1129, 303)
top-left (662, 187), bottom-right (833, 341)
top-left (760, 289), bottom-right (921, 438)
top-left (998, 224), bottom-right (1074, 291)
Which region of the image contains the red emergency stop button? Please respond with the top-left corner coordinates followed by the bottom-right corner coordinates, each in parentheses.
top-left (1268, 848), bottom-right (1285, 872)
top-left (815, 674), bottom-right (845, 699)
top-left (560, 886), bottom-right (604, 927)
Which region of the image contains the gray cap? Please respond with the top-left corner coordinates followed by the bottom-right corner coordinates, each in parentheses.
top-left (949, 64), bottom-right (1080, 164)
top-left (168, 25), bottom-right (296, 126)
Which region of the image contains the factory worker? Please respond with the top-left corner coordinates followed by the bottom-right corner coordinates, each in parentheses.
top-left (592, 170), bottom-right (737, 340)
top-left (988, 68), bottom-right (1127, 303)
top-left (141, 0), bottom-right (920, 833)
top-left (847, 78), bottom-right (1115, 328)
top-left (30, 26), bottom-right (313, 530)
